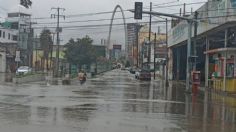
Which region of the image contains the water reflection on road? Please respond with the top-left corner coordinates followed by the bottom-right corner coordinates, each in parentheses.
top-left (0, 70), bottom-right (235, 132)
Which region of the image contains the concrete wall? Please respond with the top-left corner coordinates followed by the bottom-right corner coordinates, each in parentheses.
top-left (13, 74), bottom-right (45, 84)
top-left (0, 51), bottom-right (6, 73)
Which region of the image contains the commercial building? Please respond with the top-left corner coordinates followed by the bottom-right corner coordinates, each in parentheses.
top-left (127, 23), bottom-right (138, 65)
top-left (0, 25), bottom-right (18, 72)
top-left (6, 5), bottom-right (33, 67)
top-left (168, 0), bottom-right (236, 92)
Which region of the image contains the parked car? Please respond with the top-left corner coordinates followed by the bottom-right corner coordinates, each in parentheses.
top-left (121, 67), bottom-right (126, 70)
top-left (135, 69), bottom-right (151, 81)
top-left (129, 67), bottom-right (137, 74)
top-left (16, 66), bottom-right (32, 75)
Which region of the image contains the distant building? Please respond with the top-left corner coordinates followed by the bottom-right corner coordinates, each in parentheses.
top-left (0, 23), bottom-right (18, 72)
top-left (111, 44), bottom-right (122, 60)
top-left (6, 5), bottom-right (33, 66)
top-left (92, 45), bottom-right (106, 58)
top-left (127, 23), bottom-right (138, 64)
top-left (140, 33), bottom-right (167, 71)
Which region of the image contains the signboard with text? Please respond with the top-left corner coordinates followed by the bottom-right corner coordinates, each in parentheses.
top-left (113, 45), bottom-right (122, 50)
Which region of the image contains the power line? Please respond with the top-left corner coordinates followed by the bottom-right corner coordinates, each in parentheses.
top-left (152, 1), bottom-right (208, 9)
top-left (32, 9), bottom-right (131, 20)
top-left (31, 1), bottom-right (223, 20)
top-left (62, 23), bottom-right (165, 32)
top-left (36, 16), bottom-right (139, 25)
top-left (62, 28), bottom-right (125, 34)
top-left (32, 20), bottom-right (171, 29)
top-left (153, 0), bottom-right (180, 7)
top-left (144, 0), bottom-right (180, 9)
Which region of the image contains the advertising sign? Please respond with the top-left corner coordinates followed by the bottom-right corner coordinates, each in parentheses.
top-left (113, 45), bottom-right (122, 50)
top-left (15, 51), bottom-right (21, 62)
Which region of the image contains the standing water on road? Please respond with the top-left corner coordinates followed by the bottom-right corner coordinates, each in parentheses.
top-left (1, 0), bottom-right (236, 131)
top-left (0, 70), bottom-right (235, 132)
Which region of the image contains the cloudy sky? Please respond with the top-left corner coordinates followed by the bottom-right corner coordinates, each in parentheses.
top-left (0, 0), bottom-right (207, 46)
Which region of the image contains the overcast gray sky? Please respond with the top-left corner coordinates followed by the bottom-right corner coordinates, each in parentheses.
top-left (0, 0), bottom-right (207, 46)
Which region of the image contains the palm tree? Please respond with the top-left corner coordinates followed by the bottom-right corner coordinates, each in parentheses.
top-left (40, 29), bottom-right (53, 71)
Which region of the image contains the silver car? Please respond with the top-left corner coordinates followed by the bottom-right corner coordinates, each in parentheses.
top-left (16, 66), bottom-right (32, 75)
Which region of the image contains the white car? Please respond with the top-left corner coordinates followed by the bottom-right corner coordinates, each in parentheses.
top-left (16, 66), bottom-right (32, 75)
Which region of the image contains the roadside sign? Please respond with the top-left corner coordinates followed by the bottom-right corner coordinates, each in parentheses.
top-left (134, 2), bottom-right (143, 20)
top-left (113, 45), bottom-right (122, 50)
top-left (15, 51), bottom-right (21, 62)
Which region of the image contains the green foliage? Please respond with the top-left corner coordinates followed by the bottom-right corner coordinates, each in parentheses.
top-left (64, 36), bottom-right (96, 66)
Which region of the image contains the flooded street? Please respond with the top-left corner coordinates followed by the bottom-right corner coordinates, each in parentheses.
top-left (0, 70), bottom-right (235, 132)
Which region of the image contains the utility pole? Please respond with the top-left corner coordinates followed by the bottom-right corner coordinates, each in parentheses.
top-left (183, 3), bottom-right (186, 16)
top-left (186, 21), bottom-right (193, 92)
top-left (27, 20), bottom-right (37, 68)
top-left (165, 18), bottom-right (169, 87)
top-left (51, 7), bottom-right (65, 77)
top-left (50, 32), bottom-right (56, 71)
top-left (35, 35), bottom-right (38, 71)
top-left (193, 11), bottom-right (198, 71)
top-left (154, 33), bottom-right (157, 80)
top-left (148, 2), bottom-right (152, 69)
top-left (136, 25), bottom-right (139, 67)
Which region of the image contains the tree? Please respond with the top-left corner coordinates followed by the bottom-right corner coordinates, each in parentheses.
top-left (64, 36), bottom-right (96, 69)
top-left (20, 0), bottom-right (32, 8)
top-left (40, 29), bottom-right (53, 70)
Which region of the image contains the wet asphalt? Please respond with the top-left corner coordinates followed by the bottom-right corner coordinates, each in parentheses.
top-left (0, 70), bottom-right (235, 132)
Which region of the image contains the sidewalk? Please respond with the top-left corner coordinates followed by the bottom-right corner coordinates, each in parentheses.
top-left (154, 78), bottom-right (236, 98)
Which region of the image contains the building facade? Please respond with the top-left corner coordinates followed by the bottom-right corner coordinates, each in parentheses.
top-left (6, 5), bottom-right (33, 67)
top-left (168, 0), bottom-right (236, 91)
top-left (0, 25), bottom-right (18, 72)
top-left (127, 23), bottom-right (138, 65)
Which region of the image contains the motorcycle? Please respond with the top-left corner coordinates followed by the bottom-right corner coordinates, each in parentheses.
top-left (79, 76), bottom-right (86, 85)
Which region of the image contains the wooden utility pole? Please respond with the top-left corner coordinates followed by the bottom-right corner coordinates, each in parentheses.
top-left (148, 2), bottom-right (152, 68)
top-left (154, 33), bottom-right (157, 80)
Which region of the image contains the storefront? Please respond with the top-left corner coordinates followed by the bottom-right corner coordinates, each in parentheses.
top-left (205, 48), bottom-right (236, 93)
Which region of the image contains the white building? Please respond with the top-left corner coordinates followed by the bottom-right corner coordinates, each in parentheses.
top-left (0, 4), bottom-right (30, 72)
top-left (0, 27), bottom-right (18, 72)
top-left (6, 5), bottom-right (31, 50)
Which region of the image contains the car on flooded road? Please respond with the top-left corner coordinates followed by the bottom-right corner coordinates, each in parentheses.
top-left (135, 69), bottom-right (151, 81)
top-left (16, 66), bottom-right (32, 75)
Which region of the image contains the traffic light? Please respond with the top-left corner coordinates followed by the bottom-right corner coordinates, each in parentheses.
top-left (134, 2), bottom-right (143, 20)
top-left (20, 0), bottom-right (32, 8)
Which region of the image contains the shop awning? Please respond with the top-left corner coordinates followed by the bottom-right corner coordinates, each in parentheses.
top-left (204, 48), bottom-right (236, 54)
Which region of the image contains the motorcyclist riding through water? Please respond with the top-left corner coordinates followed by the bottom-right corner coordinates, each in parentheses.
top-left (78, 70), bottom-right (87, 85)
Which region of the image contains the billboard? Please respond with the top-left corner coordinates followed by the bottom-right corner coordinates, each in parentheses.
top-left (113, 45), bottom-right (122, 50)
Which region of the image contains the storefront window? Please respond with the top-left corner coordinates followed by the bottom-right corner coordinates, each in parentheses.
top-left (226, 63), bottom-right (234, 77)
